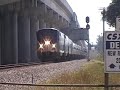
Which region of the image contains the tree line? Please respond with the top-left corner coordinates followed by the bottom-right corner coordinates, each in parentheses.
top-left (96, 0), bottom-right (120, 54)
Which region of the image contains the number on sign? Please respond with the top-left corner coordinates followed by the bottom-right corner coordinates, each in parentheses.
top-left (116, 58), bottom-right (120, 63)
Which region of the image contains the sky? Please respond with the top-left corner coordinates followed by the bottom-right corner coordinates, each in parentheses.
top-left (66, 0), bottom-right (114, 45)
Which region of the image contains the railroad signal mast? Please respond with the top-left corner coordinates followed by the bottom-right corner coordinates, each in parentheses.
top-left (85, 16), bottom-right (90, 61)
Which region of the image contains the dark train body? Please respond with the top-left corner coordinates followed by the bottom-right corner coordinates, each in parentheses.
top-left (36, 28), bottom-right (87, 62)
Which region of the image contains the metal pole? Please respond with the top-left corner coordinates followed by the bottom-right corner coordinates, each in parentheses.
top-left (86, 16), bottom-right (90, 61)
top-left (103, 8), bottom-right (105, 61)
top-left (102, 8), bottom-right (109, 90)
top-left (87, 25), bottom-right (90, 61)
top-left (105, 73), bottom-right (109, 90)
top-left (32, 74), bottom-right (34, 84)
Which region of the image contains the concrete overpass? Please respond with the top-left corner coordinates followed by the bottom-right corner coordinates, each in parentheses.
top-left (0, 0), bottom-right (81, 64)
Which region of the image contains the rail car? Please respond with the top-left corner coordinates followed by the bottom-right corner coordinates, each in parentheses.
top-left (36, 28), bottom-right (87, 62)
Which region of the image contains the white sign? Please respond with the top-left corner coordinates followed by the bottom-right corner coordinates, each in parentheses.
top-left (104, 31), bottom-right (120, 73)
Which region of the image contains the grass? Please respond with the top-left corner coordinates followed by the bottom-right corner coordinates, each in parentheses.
top-left (47, 60), bottom-right (104, 85)
top-left (35, 56), bottom-right (120, 90)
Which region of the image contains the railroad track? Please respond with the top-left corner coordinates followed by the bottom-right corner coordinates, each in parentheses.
top-left (0, 61), bottom-right (52, 70)
top-left (0, 59), bottom-right (83, 70)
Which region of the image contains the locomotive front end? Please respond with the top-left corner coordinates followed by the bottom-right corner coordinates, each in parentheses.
top-left (38, 38), bottom-right (57, 53)
top-left (36, 29), bottom-right (59, 61)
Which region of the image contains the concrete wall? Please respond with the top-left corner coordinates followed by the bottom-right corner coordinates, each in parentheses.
top-left (0, 0), bottom-right (20, 5)
top-left (40, 0), bottom-right (72, 22)
top-left (55, 0), bottom-right (73, 16)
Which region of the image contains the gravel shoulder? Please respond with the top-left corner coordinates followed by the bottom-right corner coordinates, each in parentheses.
top-left (0, 59), bottom-right (87, 84)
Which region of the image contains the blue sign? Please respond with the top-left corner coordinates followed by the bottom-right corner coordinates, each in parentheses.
top-left (106, 41), bottom-right (120, 49)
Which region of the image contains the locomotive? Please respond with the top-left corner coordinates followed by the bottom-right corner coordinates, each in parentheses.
top-left (36, 28), bottom-right (87, 62)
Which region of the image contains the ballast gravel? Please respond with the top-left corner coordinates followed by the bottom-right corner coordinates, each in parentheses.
top-left (0, 59), bottom-right (87, 90)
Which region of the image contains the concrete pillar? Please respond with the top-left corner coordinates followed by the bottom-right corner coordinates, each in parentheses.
top-left (53, 12), bottom-right (59, 28)
top-left (58, 15), bottom-right (63, 28)
top-left (11, 12), bottom-right (18, 64)
top-left (51, 24), bottom-right (56, 28)
top-left (30, 16), bottom-right (39, 62)
top-left (65, 21), bottom-right (69, 27)
top-left (45, 8), bottom-right (53, 23)
top-left (18, 13), bottom-right (30, 63)
top-left (39, 19), bottom-right (46, 29)
top-left (46, 23), bottom-right (50, 28)
top-left (31, 0), bottom-right (37, 7)
top-left (62, 18), bottom-right (67, 28)
top-left (0, 15), bottom-right (4, 65)
top-left (3, 13), bottom-right (11, 64)
top-left (41, 4), bottom-right (47, 18)
top-left (0, 18), bottom-right (1, 65)
top-left (2, 12), bottom-right (18, 64)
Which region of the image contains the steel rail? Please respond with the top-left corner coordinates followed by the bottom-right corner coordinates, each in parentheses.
top-left (0, 59), bottom-right (86, 69)
top-left (0, 62), bottom-right (51, 69)
top-left (0, 82), bottom-right (120, 87)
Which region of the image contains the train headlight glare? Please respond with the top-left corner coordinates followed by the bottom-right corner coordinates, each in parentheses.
top-left (52, 44), bottom-right (56, 48)
top-left (45, 40), bottom-right (50, 45)
top-left (39, 44), bottom-right (43, 49)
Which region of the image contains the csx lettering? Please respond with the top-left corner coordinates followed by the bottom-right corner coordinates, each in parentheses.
top-left (107, 33), bottom-right (120, 40)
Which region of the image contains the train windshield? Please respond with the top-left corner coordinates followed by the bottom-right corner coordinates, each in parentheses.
top-left (37, 29), bottom-right (58, 44)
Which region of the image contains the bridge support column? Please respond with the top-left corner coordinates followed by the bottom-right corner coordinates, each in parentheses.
top-left (0, 18), bottom-right (1, 65)
top-left (2, 12), bottom-right (18, 64)
top-left (62, 19), bottom-right (67, 28)
top-left (57, 15), bottom-right (63, 28)
top-left (12, 12), bottom-right (18, 64)
top-left (46, 23), bottom-right (50, 28)
top-left (52, 12), bottom-right (59, 29)
top-left (39, 19), bottom-right (46, 29)
top-left (30, 16), bottom-right (39, 62)
top-left (50, 24), bottom-right (55, 28)
top-left (18, 13), bottom-right (30, 63)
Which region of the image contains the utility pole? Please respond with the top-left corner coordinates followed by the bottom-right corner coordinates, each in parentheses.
top-left (102, 8), bottom-right (109, 90)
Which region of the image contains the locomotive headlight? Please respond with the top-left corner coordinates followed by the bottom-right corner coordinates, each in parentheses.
top-left (52, 44), bottom-right (56, 48)
top-left (39, 44), bottom-right (43, 49)
top-left (45, 40), bottom-right (50, 45)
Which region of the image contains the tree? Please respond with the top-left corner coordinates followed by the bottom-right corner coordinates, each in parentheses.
top-left (105, 0), bottom-right (120, 27)
top-left (96, 35), bottom-right (103, 55)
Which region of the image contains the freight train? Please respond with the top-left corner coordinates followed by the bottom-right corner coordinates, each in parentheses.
top-left (36, 28), bottom-right (87, 62)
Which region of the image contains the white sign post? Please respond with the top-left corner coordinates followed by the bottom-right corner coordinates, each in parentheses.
top-left (104, 31), bottom-right (120, 73)
top-left (116, 17), bottom-right (120, 31)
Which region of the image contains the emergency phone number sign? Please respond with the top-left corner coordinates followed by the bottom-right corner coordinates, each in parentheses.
top-left (104, 31), bottom-right (120, 72)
